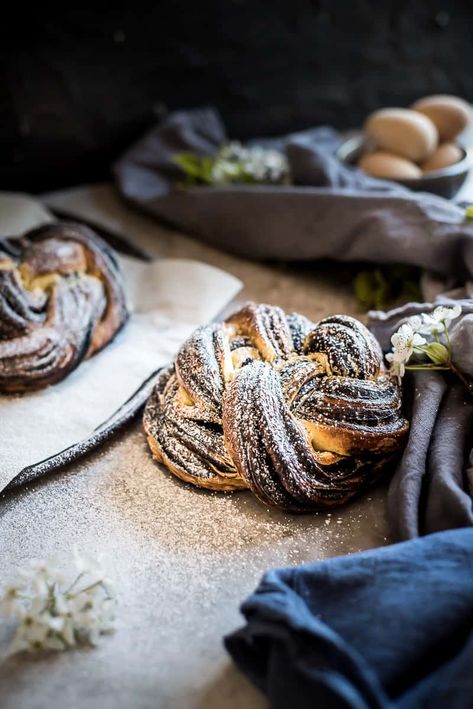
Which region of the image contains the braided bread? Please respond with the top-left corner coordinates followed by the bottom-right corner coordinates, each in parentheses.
top-left (0, 222), bottom-right (128, 393)
top-left (143, 303), bottom-right (409, 512)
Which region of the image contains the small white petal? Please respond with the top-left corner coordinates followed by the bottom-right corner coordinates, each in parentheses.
top-left (9, 634), bottom-right (30, 656)
top-left (412, 333), bottom-right (427, 346)
top-left (0, 586), bottom-right (22, 615)
top-left (391, 349), bottom-right (409, 363)
top-left (408, 315), bottom-right (423, 331)
top-left (62, 618), bottom-right (77, 647)
top-left (410, 313), bottom-right (437, 334)
top-left (87, 627), bottom-right (101, 647)
top-left (432, 304), bottom-right (462, 324)
top-left (43, 635), bottom-right (66, 651)
top-left (44, 614), bottom-right (65, 633)
top-left (387, 357), bottom-right (405, 382)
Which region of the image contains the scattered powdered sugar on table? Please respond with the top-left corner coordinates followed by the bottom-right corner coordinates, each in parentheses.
top-left (0, 344), bottom-right (391, 709)
top-left (0, 184), bottom-right (391, 709)
top-left (0, 407), bottom-right (391, 709)
top-left (1, 420), bottom-right (391, 617)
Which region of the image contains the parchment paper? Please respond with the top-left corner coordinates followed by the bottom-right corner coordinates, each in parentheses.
top-left (0, 197), bottom-right (242, 492)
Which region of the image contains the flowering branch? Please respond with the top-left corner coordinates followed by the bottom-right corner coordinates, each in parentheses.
top-left (174, 142), bottom-right (290, 187)
top-left (0, 550), bottom-right (116, 656)
top-left (386, 305), bottom-right (472, 394)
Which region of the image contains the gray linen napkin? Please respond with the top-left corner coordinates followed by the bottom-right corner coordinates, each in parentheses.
top-left (115, 108), bottom-right (473, 539)
top-left (370, 305), bottom-right (473, 539)
top-left (114, 107), bottom-right (473, 276)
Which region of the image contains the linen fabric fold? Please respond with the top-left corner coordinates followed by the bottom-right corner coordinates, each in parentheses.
top-left (225, 528), bottom-right (473, 709)
top-left (114, 107), bottom-right (473, 279)
top-left (369, 305), bottom-right (473, 540)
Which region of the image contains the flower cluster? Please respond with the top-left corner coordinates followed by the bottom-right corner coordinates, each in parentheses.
top-left (386, 304), bottom-right (462, 381)
top-left (174, 142), bottom-right (290, 187)
top-left (0, 550), bottom-right (115, 655)
top-left (211, 142), bottom-right (290, 185)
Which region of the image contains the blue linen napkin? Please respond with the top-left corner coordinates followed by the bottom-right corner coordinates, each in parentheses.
top-left (225, 528), bottom-right (473, 709)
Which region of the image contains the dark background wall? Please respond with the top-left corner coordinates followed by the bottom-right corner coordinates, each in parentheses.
top-left (1, 0), bottom-right (473, 192)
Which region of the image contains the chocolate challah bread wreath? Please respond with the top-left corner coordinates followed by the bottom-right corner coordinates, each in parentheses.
top-left (0, 222), bottom-right (128, 393)
top-left (144, 303), bottom-right (409, 512)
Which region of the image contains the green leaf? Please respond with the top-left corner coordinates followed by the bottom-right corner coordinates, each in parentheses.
top-left (353, 271), bottom-right (376, 310)
top-left (174, 153), bottom-right (214, 184)
top-left (423, 342), bottom-right (450, 366)
top-left (200, 157), bottom-right (215, 183)
top-left (353, 264), bottom-right (422, 312)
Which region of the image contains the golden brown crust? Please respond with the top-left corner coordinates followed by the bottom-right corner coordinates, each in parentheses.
top-left (146, 432), bottom-right (247, 491)
top-left (143, 303), bottom-right (410, 511)
top-left (0, 222), bottom-right (128, 393)
top-left (143, 366), bottom-right (247, 491)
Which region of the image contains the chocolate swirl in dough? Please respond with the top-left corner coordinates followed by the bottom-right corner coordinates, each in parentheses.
top-left (0, 222), bottom-right (128, 393)
top-left (144, 303), bottom-right (409, 512)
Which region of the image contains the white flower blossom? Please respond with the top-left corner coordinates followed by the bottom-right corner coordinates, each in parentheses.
top-left (0, 551), bottom-right (116, 656)
top-left (386, 304), bottom-right (462, 381)
top-left (385, 352), bottom-right (405, 381)
top-left (72, 549), bottom-right (116, 598)
top-left (62, 615), bottom-right (77, 647)
top-left (176, 141), bottom-right (290, 187)
top-left (431, 304), bottom-right (462, 327)
top-left (408, 305), bottom-right (462, 336)
top-left (390, 323), bottom-right (426, 364)
top-left (12, 609), bottom-right (51, 652)
top-left (408, 314), bottom-right (435, 335)
top-left (212, 142), bottom-right (289, 185)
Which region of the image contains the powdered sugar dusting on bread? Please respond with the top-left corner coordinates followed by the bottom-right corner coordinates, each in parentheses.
top-left (144, 303), bottom-right (409, 511)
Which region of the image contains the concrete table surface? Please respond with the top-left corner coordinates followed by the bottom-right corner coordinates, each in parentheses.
top-left (0, 175), bottom-right (471, 709)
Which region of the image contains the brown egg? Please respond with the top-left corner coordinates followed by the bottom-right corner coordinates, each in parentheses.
top-left (358, 151), bottom-right (422, 180)
top-left (365, 108), bottom-right (438, 162)
top-left (420, 142), bottom-right (463, 173)
top-left (411, 95), bottom-right (471, 141)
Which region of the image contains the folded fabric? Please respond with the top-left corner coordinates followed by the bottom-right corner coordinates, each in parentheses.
top-left (225, 528), bottom-right (473, 709)
top-left (369, 305), bottom-right (473, 540)
top-left (114, 107), bottom-right (473, 279)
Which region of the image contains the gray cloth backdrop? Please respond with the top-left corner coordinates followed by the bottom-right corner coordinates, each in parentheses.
top-left (115, 108), bottom-right (473, 540)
